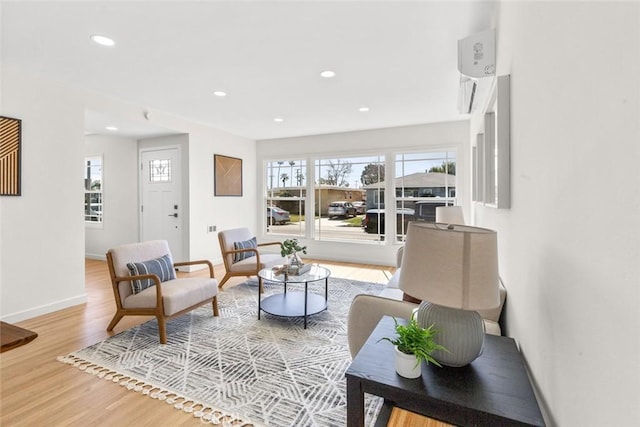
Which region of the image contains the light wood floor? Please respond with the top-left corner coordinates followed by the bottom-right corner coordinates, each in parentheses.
top-left (0, 258), bottom-right (444, 427)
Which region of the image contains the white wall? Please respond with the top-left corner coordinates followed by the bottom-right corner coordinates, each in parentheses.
top-left (1, 67), bottom-right (86, 322)
top-left (185, 128), bottom-right (257, 265)
top-left (471, 3), bottom-right (640, 426)
top-left (85, 134), bottom-right (139, 259)
top-left (81, 94), bottom-right (257, 268)
top-left (258, 121), bottom-right (470, 266)
top-left (0, 67), bottom-right (256, 321)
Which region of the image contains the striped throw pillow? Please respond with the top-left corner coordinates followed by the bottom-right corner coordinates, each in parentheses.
top-left (127, 253), bottom-right (176, 294)
top-left (233, 237), bottom-right (257, 263)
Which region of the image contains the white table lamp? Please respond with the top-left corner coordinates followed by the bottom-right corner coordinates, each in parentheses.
top-left (435, 206), bottom-right (465, 225)
top-left (398, 222), bottom-right (500, 366)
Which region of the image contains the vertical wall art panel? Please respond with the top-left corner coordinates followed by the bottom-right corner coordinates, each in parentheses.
top-left (475, 75), bottom-right (510, 209)
top-left (494, 75), bottom-right (511, 209)
top-left (484, 112), bottom-right (497, 204)
top-left (473, 134), bottom-right (485, 203)
top-left (214, 154), bottom-right (243, 196)
top-left (0, 116), bottom-right (22, 196)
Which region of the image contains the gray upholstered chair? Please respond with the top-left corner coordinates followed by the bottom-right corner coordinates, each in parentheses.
top-left (106, 240), bottom-right (219, 344)
top-left (217, 228), bottom-right (287, 289)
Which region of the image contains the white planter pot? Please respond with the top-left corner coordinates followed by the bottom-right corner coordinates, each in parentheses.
top-left (394, 346), bottom-right (421, 379)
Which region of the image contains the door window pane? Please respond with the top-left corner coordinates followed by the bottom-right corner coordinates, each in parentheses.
top-left (149, 159), bottom-right (171, 183)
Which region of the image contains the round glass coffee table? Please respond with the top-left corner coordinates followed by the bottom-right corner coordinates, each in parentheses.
top-left (257, 265), bottom-right (331, 329)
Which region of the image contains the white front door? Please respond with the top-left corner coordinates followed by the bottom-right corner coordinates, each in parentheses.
top-left (140, 148), bottom-right (183, 261)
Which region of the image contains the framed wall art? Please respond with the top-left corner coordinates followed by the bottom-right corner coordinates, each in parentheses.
top-left (1, 116), bottom-right (22, 196)
top-left (214, 154), bottom-right (243, 196)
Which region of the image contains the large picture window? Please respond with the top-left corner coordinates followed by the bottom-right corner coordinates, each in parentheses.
top-left (84, 156), bottom-right (103, 223)
top-left (263, 149), bottom-right (457, 244)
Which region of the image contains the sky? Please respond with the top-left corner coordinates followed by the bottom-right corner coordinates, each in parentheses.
top-left (268, 151), bottom-right (456, 190)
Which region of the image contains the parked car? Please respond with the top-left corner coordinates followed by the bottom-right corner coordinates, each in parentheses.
top-left (352, 201), bottom-right (366, 215)
top-left (362, 208), bottom-right (415, 234)
top-left (362, 200), bottom-right (453, 234)
top-left (267, 206), bottom-right (290, 225)
top-left (328, 201), bottom-right (357, 219)
top-left (414, 200), bottom-right (453, 222)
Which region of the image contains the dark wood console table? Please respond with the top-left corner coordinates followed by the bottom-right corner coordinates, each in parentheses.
top-left (345, 316), bottom-right (545, 426)
top-left (1, 321), bottom-right (38, 353)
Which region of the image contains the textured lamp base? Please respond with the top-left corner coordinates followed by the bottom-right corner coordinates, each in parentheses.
top-left (416, 301), bottom-right (485, 367)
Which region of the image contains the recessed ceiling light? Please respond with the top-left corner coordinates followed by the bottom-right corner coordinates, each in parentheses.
top-left (213, 91), bottom-right (227, 97)
top-left (320, 70), bottom-right (336, 78)
top-left (105, 126), bottom-right (118, 131)
top-left (359, 107), bottom-right (370, 112)
top-left (91, 34), bottom-right (115, 47)
top-left (274, 118), bottom-right (284, 123)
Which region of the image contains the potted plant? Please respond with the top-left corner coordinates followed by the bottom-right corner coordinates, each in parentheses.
top-left (379, 316), bottom-right (446, 379)
top-left (280, 239), bottom-right (307, 269)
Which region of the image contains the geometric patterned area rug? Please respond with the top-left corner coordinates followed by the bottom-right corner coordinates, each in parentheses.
top-left (59, 277), bottom-right (384, 426)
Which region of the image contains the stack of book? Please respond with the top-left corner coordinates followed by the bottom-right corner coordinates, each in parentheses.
top-left (287, 263), bottom-right (312, 276)
top-left (272, 263), bottom-right (312, 276)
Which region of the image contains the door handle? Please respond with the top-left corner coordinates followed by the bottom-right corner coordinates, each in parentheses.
top-left (168, 213), bottom-right (178, 218)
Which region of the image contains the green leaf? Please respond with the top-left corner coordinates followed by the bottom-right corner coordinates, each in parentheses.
top-left (377, 317), bottom-right (448, 368)
top-left (280, 239), bottom-right (307, 257)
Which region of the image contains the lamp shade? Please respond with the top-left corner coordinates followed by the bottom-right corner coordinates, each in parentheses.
top-left (398, 222), bottom-right (499, 311)
top-left (436, 206), bottom-right (465, 225)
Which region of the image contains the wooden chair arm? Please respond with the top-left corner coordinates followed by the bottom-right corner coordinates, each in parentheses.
top-left (257, 241), bottom-right (282, 248)
top-left (174, 260), bottom-right (215, 278)
top-left (225, 247), bottom-right (259, 256)
top-left (225, 242), bottom-right (281, 267)
top-left (114, 274), bottom-right (164, 307)
top-left (224, 247), bottom-right (262, 266)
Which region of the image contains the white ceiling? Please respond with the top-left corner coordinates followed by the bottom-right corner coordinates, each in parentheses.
top-left (2, 1), bottom-right (495, 140)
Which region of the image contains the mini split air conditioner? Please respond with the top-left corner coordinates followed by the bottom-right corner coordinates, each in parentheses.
top-left (457, 29), bottom-right (495, 114)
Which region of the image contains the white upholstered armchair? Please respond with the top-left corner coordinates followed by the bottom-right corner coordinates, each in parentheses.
top-left (217, 228), bottom-right (287, 289)
top-left (106, 240), bottom-right (219, 344)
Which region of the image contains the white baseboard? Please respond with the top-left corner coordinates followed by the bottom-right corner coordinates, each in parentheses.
top-left (0, 294), bottom-right (87, 324)
top-left (85, 253), bottom-right (107, 261)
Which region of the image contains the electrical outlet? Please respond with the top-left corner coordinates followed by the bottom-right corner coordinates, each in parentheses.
top-left (208, 225), bottom-right (217, 233)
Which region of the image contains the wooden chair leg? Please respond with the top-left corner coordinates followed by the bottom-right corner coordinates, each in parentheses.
top-left (212, 296), bottom-right (219, 316)
top-left (157, 316), bottom-right (167, 344)
top-left (107, 311), bottom-right (125, 332)
top-left (218, 273), bottom-right (232, 288)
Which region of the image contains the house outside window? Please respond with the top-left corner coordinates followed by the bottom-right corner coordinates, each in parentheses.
top-left (360, 151), bottom-right (457, 241)
top-left (84, 156), bottom-right (103, 223)
top-left (394, 151), bottom-right (457, 241)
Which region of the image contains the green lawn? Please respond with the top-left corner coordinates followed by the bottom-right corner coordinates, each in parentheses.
top-left (288, 214), bottom-right (362, 227)
top-left (345, 216), bottom-right (364, 227)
